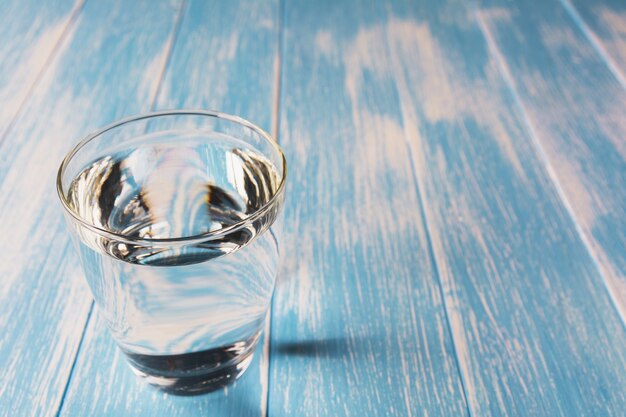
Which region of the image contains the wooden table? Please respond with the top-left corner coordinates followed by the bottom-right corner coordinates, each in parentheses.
top-left (1, 0), bottom-right (625, 415)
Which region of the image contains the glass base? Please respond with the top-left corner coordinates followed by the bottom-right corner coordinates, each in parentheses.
top-left (124, 332), bottom-right (260, 395)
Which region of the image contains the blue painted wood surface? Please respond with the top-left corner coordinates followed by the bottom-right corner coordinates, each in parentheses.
top-left (476, 0), bottom-right (626, 319)
top-left (380, 0), bottom-right (626, 414)
top-left (0, 0), bottom-right (82, 138)
top-left (269, 1), bottom-right (468, 415)
top-left (0, 1), bottom-right (182, 416)
top-left (0, 0), bottom-right (625, 416)
top-left (567, 0), bottom-right (626, 83)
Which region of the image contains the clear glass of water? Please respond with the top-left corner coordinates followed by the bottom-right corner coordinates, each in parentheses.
top-left (56, 110), bottom-right (286, 394)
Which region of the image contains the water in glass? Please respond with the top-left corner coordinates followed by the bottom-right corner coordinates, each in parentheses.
top-left (65, 132), bottom-right (282, 393)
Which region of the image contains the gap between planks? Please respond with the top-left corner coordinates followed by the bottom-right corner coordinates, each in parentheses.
top-left (265, 0), bottom-right (286, 415)
top-left (470, 0), bottom-right (626, 327)
top-left (0, 0), bottom-right (86, 146)
top-left (375, 7), bottom-right (474, 416)
top-left (54, 303), bottom-right (94, 417)
top-left (558, 0), bottom-right (626, 90)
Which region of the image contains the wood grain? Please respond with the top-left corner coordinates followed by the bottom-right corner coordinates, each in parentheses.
top-left (0, 0), bottom-right (82, 138)
top-left (2, 0), bottom-right (625, 415)
top-left (268, 1), bottom-right (469, 416)
top-left (0, 1), bottom-right (182, 416)
top-left (59, 1), bottom-right (281, 416)
top-left (385, 0), bottom-right (626, 415)
top-left (475, 0), bottom-right (626, 318)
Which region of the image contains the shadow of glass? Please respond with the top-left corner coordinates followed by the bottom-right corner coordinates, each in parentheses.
top-left (272, 335), bottom-right (377, 359)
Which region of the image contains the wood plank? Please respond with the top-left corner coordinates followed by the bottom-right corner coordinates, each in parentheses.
top-left (0, 0), bottom-right (82, 137)
top-left (475, 0), bottom-right (626, 318)
top-left (0, 1), bottom-right (183, 416)
top-left (269, 1), bottom-right (470, 416)
top-left (566, 0), bottom-right (626, 84)
top-left (59, 1), bottom-right (280, 416)
top-left (384, 0), bottom-right (626, 415)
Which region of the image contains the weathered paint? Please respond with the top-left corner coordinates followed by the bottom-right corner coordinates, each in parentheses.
top-left (0, 1), bottom-right (182, 416)
top-left (1, 0), bottom-right (625, 416)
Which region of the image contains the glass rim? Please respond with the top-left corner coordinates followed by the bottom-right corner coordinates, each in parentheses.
top-left (56, 109), bottom-right (287, 246)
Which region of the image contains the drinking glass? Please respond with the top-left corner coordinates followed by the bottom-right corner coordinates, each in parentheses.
top-left (56, 110), bottom-right (286, 394)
